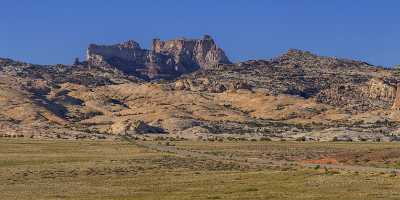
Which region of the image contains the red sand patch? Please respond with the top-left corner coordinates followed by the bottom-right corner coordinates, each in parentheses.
top-left (303, 157), bottom-right (339, 165)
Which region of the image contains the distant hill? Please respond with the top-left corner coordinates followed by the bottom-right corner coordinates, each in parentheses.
top-left (1, 36), bottom-right (400, 142)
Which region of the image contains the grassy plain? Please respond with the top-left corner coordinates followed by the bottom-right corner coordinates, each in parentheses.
top-left (173, 141), bottom-right (400, 168)
top-left (1, 139), bottom-right (400, 200)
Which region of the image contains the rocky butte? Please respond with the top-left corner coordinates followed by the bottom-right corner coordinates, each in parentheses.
top-left (86, 35), bottom-right (231, 80)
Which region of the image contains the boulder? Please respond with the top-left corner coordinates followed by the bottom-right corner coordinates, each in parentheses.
top-left (160, 118), bottom-right (201, 132)
top-left (228, 81), bottom-right (252, 91)
top-left (174, 79), bottom-right (193, 91)
top-left (110, 119), bottom-right (164, 135)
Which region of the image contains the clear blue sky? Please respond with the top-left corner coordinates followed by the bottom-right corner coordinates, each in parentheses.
top-left (1, 0), bottom-right (400, 66)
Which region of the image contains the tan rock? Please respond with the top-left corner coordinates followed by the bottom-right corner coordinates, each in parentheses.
top-left (152, 35), bottom-right (231, 70)
top-left (392, 84), bottom-right (400, 110)
top-left (362, 78), bottom-right (396, 101)
top-left (87, 35), bottom-right (231, 79)
top-left (109, 119), bottom-right (164, 135)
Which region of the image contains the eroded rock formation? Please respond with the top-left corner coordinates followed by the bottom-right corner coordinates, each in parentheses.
top-left (152, 35), bottom-right (230, 70)
top-left (362, 78), bottom-right (396, 101)
top-left (392, 84), bottom-right (400, 110)
top-left (87, 35), bottom-right (231, 79)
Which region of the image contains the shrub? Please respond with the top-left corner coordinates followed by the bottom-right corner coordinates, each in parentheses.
top-left (208, 138), bottom-right (216, 142)
top-left (243, 188), bottom-right (259, 192)
top-left (260, 137), bottom-right (271, 141)
top-left (390, 171), bottom-right (397, 177)
top-left (154, 136), bottom-right (166, 141)
top-left (296, 136), bottom-right (306, 142)
top-left (374, 137), bottom-right (381, 142)
top-left (358, 136), bottom-right (367, 142)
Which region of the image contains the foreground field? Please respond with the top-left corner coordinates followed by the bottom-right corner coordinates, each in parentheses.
top-left (2, 139), bottom-right (400, 199)
top-left (173, 141), bottom-right (400, 169)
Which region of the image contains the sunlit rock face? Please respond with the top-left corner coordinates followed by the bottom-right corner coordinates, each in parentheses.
top-left (87, 35), bottom-right (231, 80)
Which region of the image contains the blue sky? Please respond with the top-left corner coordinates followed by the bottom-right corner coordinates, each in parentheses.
top-left (1, 0), bottom-right (400, 66)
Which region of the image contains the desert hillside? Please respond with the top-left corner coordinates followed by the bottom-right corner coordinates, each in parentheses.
top-left (2, 36), bottom-right (400, 141)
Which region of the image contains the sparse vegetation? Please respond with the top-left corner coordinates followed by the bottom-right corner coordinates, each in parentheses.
top-left (2, 139), bottom-right (400, 199)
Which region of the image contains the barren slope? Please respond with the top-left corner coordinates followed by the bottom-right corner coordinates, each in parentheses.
top-left (1, 48), bottom-right (400, 141)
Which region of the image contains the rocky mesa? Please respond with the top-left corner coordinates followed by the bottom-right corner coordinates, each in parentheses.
top-left (86, 35), bottom-right (230, 80)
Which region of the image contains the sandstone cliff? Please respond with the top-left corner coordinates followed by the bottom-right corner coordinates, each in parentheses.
top-left (392, 84), bottom-right (400, 110)
top-left (87, 35), bottom-right (230, 79)
top-left (152, 35), bottom-right (230, 71)
top-left (363, 78), bottom-right (396, 102)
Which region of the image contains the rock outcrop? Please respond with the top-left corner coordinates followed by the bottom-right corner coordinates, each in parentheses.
top-left (362, 78), bottom-right (396, 101)
top-left (174, 78), bottom-right (251, 93)
top-left (109, 119), bottom-right (165, 135)
top-left (392, 84), bottom-right (400, 110)
top-left (87, 35), bottom-right (231, 80)
top-left (152, 35), bottom-right (230, 70)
